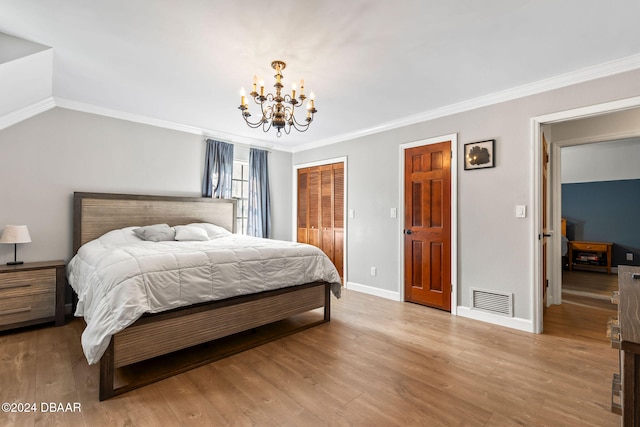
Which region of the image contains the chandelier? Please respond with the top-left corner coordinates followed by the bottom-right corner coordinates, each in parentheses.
top-left (239, 60), bottom-right (317, 137)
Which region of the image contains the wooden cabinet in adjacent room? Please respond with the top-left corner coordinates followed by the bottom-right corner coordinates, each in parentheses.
top-left (297, 162), bottom-right (344, 281)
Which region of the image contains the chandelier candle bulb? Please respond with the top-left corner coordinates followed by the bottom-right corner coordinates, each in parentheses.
top-left (252, 75), bottom-right (257, 93)
top-left (240, 87), bottom-right (246, 107)
top-left (300, 79), bottom-right (304, 96)
top-left (259, 79), bottom-right (265, 96)
top-left (291, 82), bottom-right (296, 99)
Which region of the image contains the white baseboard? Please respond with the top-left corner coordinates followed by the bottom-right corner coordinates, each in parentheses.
top-left (456, 306), bottom-right (534, 333)
top-left (344, 284), bottom-right (534, 332)
top-left (345, 281), bottom-right (401, 301)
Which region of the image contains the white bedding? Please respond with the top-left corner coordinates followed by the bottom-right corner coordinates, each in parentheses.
top-left (67, 227), bottom-right (342, 365)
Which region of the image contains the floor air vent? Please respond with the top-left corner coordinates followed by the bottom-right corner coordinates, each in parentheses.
top-left (471, 288), bottom-right (513, 317)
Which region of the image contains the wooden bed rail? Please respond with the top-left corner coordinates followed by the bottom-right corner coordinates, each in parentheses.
top-left (99, 281), bottom-right (331, 400)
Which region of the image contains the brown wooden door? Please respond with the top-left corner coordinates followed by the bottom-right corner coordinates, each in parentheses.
top-left (297, 163), bottom-right (344, 281)
top-left (404, 141), bottom-right (452, 311)
top-left (320, 165), bottom-right (335, 260)
top-left (308, 167), bottom-right (321, 248)
top-left (297, 168), bottom-right (309, 244)
top-left (331, 164), bottom-right (344, 279)
top-left (542, 134), bottom-right (550, 309)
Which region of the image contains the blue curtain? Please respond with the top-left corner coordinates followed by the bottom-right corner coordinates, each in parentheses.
top-left (202, 139), bottom-right (234, 198)
top-left (247, 148), bottom-right (271, 238)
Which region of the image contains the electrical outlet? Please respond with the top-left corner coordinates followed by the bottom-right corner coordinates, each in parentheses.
top-left (627, 253), bottom-right (634, 261)
top-left (370, 267), bottom-right (377, 276)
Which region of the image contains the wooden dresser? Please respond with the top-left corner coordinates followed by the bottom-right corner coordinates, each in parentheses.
top-left (611, 265), bottom-right (640, 426)
top-left (0, 261), bottom-right (66, 331)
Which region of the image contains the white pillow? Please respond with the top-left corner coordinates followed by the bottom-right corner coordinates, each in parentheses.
top-left (132, 224), bottom-right (176, 242)
top-left (174, 225), bottom-right (210, 241)
top-left (185, 223), bottom-right (231, 239)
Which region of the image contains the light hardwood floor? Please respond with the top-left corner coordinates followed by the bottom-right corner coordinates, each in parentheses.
top-left (562, 270), bottom-right (618, 297)
top-left (562, 270), bottom-right (618, 311)
top-left (0, 289), bottom-right (619, 426)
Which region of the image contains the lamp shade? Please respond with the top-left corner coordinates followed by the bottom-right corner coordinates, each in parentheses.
top-left (0, 225), bottom-right (32, 244)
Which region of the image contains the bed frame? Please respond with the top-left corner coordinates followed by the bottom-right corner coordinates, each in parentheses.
top-left (72, 192), bottom-right (331, 400)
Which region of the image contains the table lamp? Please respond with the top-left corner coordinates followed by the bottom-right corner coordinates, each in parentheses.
top-left (0, 225), bottom-right (32, 265)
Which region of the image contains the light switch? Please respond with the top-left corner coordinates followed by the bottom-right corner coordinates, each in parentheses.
top-left (348, 209), bottom-right (355, 219)
top-left (390, 208), bottom-right (397, 218)
top-left (515, 205), bottom-right (526, 218)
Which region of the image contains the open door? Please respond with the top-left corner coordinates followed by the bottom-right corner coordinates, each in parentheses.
top-left (541, 133), bottom-right (550, 310)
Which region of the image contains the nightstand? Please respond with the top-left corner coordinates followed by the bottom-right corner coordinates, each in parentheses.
top-left (0, 261), bottom-right (66, 332)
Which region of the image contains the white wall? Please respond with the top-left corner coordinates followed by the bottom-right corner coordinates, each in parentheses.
top-left (551, 108), bottom-right (640, 183)
top-left (561, 138), bottom-right (640, 183)
top-left (293, 67), bottom-right (640, 327)
top-left (0, 107), bottom-right (292, 265)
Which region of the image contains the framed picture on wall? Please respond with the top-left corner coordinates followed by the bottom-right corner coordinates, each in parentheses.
top-left (464, 139), bottom-right (495, 170)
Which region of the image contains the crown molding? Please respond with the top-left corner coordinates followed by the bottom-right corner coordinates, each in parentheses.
top-left (0, 97), bottom-right (56, 131)
top-left (53, 97), bottom-right (291, 152)
top-left (292, 53), bottom-right (640, 153)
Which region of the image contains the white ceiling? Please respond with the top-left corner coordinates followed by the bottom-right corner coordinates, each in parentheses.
top-left (2, 0), bottom-right (640, 150)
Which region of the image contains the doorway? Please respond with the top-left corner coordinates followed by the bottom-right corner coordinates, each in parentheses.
top-left (558, 139), bottom-right (640, 312)
top-left (533, 97), bottom-right (640, 333)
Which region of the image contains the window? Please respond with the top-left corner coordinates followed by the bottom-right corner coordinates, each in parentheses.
top-left (232, 161), bottom-right (249, 234)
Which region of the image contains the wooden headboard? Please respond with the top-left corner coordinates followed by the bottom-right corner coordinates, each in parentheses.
top-left (73, 192), bottom-right (237, 253)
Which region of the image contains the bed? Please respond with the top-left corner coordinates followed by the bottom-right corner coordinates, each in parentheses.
top-left (68, 192), bottom-right (341, 400)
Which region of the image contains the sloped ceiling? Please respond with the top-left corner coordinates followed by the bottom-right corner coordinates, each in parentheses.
top-left (1, 0), bottom-right (640, 150)
top-left (0, 32), bottom-right (52, 118)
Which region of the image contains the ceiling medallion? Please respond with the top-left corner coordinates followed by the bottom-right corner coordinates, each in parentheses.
top-left (239, 60), bottom-right (316, 137)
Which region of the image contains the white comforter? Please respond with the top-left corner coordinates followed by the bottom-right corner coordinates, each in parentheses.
top-left (67, 227), bottom-right (342, 365)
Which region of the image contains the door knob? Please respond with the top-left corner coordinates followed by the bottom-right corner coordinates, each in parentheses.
top-left (404, 230), bottom-right (412, 235)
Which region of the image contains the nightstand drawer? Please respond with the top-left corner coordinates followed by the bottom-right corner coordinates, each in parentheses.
top-left (0, 292), bottom-right (55, 325)
top-left (0, 269), bottom-right (56, 298)
top-left (571, 242), bottom-right (608, 252)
